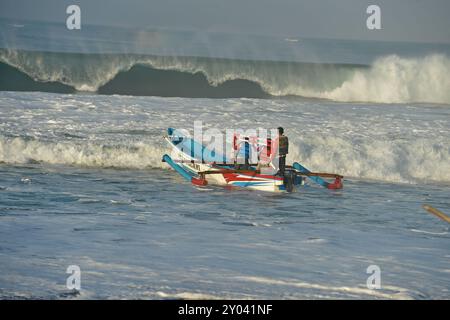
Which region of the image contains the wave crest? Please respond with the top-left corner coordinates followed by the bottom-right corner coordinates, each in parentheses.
top-left (317, 55), bottom-right (450, 104)
top-left (1, 49), bottom-right (450, 104)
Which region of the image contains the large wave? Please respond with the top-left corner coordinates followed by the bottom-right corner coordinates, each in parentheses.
top-left (1, 49), bottom-right (449, 104)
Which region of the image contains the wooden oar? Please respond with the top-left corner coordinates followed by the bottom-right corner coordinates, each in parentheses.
top-left (423, 204), bottom-right (450, 223)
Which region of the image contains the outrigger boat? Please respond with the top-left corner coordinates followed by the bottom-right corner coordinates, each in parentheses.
top-left (162, 128), bottom-right (343, 193)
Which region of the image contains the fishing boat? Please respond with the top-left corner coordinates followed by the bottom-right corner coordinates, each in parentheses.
top-left (162, 128), bottom-right (343, 192)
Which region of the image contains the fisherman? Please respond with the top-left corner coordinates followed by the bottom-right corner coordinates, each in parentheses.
top-left (276, 127), bottom-right (289, 176)
top-left (242, 136), bottom-right (251, 170)
top-left (234, 136), bottom-right (252, 170)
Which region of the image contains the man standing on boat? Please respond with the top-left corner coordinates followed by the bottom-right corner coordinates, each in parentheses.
top-left (276, 127), bottom-right (289, 176)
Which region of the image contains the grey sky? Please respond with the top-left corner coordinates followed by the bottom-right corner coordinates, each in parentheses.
top-left (1, 0), bottom-right (449, 43)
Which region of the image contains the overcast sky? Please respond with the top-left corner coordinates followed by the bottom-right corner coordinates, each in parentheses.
top-left (1, 0), bottom-right (449, 43)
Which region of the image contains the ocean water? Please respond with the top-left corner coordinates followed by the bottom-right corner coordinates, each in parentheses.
top-left (0, 91), bottom-right (449, 299)
top-left (1, 18), bottom-right (450, 300)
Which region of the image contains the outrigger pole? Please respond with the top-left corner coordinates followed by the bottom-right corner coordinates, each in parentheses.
top-left (165, 158), bottom-right (344, 189)
top-left (292, 162), bottom-right (343, 189)
top-left (198, 168), bottom-right (342, 179)
top-left (196, 166), bottom-right (343, 189)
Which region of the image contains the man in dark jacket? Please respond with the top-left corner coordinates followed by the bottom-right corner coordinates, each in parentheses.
top-left (277, 127), bottom-right (288, 176)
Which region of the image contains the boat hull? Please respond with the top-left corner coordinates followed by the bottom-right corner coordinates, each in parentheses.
top-left (163, 131), bottom-right (295, 192)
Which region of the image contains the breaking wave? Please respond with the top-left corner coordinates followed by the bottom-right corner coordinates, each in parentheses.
top-left (1, 135), bottom-right (449, 185)
top-left (1, 49), bottom-right (450, 104)
top-left (0, 136), bottom-right (166, 169)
